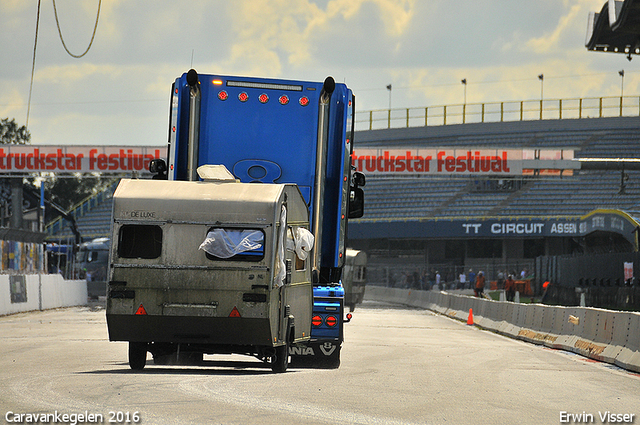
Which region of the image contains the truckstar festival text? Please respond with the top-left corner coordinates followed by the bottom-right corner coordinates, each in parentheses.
top-left (0, 146), bottom-right (167, 173)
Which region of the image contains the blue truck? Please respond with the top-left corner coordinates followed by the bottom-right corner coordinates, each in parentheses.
top-left (106, 69), bottom-right (364, 371)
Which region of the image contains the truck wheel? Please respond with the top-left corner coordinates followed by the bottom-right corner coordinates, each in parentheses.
top-left (271, 343), bottom-right (289, 373)
top-left (128, 342), bottom-right (147, 370)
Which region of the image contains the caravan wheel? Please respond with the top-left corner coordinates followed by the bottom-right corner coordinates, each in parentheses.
top-left (271, 343), bottom-right (289, 373)
top-left (128, 342), bottom-right (148, 370)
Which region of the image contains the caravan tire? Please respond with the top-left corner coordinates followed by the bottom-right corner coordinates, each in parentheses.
top-left (128, 342), bottom-right (147, 370)
top-left (271, 343), bottom-right (289, 373)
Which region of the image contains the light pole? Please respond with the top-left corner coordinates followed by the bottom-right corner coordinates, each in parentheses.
top-left (386, 84), bottom-right (392, 110)
top-left (619, 70), bottom-right (625, 115)
top-left (538, 74), bottom-right (544, 119)
top-left (386, 84), bottom-right (392, 128)
top-left (461, 79), bottom-right (467, 123)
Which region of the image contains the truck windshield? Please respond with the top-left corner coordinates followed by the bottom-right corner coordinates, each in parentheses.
top-left (199, 228), bottom-right (264, 261)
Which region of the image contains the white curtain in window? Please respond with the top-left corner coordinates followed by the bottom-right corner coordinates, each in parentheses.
top-left (199, 229), bottom-right (263, 259)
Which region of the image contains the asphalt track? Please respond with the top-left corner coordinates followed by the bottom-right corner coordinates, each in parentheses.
top-left (1, 301), bottom-right (639, 425)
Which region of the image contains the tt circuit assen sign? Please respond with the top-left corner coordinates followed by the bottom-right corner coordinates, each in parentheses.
top-left (349, 211), bottom-right (640, 248)
top-left (0, 146), bottom-right (166, 174)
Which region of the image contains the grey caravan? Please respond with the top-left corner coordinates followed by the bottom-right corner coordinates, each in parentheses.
top-left (106, 178), bottom-right (312, 372)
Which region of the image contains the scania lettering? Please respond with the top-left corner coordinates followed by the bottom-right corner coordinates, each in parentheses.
top-left (106, 70), bottom-right (364, 372)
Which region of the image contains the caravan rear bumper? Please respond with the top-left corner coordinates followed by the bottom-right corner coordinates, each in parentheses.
top-left (106, 314), bottom-right (273, 347)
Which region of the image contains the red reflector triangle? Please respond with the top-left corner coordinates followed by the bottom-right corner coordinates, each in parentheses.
top-left (229, 306), bottom-right (241, 318)
top-left (135, 304), bottom-right (147, 315)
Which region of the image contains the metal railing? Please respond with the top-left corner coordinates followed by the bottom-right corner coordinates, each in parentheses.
top-left (355, 95), bottom-right (640, 131)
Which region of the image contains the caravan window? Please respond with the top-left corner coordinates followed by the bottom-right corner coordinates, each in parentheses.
top-left (200, 228), bottom-right (265, 262)
top-left (118, 225), bottom-right (162, 259)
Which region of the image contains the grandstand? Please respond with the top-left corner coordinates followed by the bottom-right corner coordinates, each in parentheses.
top-left (352, 116), bottom-right (640, 219)
top-left (42, 114), bottom-right (640, 296)
top-left (45, 182), bottom-right (116, 243)
top-left (347, 116), bottom-right (640, 290)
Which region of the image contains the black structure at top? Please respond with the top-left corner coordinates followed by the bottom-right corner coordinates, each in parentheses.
top-left (586, 0), bottom-right (640, 58)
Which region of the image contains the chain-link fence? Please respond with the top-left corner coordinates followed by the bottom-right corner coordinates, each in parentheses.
top-left (365, 259), bottom-right (535, 292)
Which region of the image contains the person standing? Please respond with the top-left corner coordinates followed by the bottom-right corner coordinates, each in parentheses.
top-left (505, 274), bottom-right (516, 302)
top-left (475, 271), bottom-right (485, 297)
top-left (459, 271), bottom-right (466, 290)
top-left (497, 269), bottom-right (505, 289)
top-left (468, 269), bottom-right (476, 290)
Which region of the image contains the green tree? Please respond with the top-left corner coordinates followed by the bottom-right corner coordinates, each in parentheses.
top-left (0, 118), bottom-right (30, 144)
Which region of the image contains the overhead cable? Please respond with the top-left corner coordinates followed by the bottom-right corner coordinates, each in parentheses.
top-left (26, 0), bottom-right (42, 128)
top-left (52, 0), bottom-right (101, 59)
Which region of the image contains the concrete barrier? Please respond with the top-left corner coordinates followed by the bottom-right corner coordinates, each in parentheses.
top-left (0, 274), bottom-right (87, 316)
top-left (599, 311), bottom-right (628, 364)
top-left (495, 302), bottom-right (515, 336)
top-left (0, 276), bottom-right (40, 315)
top-left (501, 303), bottom-right (525, 339)
top-left (482, 298), bottom-right (496, 327)
top-left (444, 294), bottom-right (467, 321)
top-left (544, 306), bottom-right (565, 349)
top-left (614, 313), bottom-right (640, 373)
top-left (364, 285), bottom-right (640, 373)
top-left (554, 307), bottom-right (584, 355)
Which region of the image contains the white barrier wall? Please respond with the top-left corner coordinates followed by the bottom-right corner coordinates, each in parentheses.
top-left (0, 274), bottom-right (87, 316)
top-left (365, 286), bottom-right (640, 373)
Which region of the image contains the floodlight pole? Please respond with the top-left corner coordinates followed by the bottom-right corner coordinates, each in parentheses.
top-left (461, 79), bottom-right (467, 123)
top-left (619, 70), bottom-right (625, 115)
top-left (538, 74), bottom-right (544, 119)
top-left (386, 84), bottom-right (392, 110)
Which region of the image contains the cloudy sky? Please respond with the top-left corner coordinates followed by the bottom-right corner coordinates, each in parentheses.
top-left (0, 0), bottom-right (635, 146)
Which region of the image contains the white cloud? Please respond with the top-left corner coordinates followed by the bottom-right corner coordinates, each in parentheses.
top-left (0, 87), bottom-right (26, 119)
top-left (221, 0), bottom-right (416, 75)
top-left (525, 4), bottom-right (585, 54)
top-left (1, 0), bottom-right (636, 146)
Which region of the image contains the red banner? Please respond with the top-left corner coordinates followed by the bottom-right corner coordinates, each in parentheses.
top-left (351, 148), bottom-right (523, 176)
top-left (0, 146), bottom-right (167, 174)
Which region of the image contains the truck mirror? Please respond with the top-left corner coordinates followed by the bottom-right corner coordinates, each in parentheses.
top-left (348, 187), bottom-right (364, 219)
top-left (353, 171), bottom-right (366, 187)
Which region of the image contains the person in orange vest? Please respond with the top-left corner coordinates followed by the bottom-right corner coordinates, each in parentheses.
top-left (474, 271), bottom-right (485, 297)
top-left (541, 280), bottom-right (551, 303)
top-left (504, 274), bottom-right (516, 302)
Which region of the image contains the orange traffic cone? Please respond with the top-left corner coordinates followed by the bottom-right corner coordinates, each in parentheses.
top-left (467, 308), bottom-right (474, 325)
